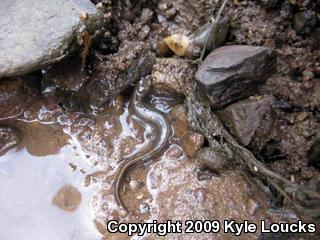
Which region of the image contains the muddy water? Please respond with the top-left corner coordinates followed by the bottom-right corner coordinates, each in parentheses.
top-left (0, 94), bottom-right (274, 240)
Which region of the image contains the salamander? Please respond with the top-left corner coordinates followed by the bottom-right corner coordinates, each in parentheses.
top-left (114, 76), bottom-right (172, 212)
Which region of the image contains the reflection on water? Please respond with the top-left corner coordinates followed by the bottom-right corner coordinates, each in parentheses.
top-left (0, 143), bottom-right (101, 240)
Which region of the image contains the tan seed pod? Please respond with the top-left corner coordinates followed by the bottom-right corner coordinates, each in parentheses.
top-left (164, 34), bottom-right (190, 56)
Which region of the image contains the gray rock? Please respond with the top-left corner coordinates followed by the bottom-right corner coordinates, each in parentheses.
top-left (0, 0), bottom-right (102, 77)
top-left (218, 95), bottom-right (275, 146)
top-left (195, 45), bottom-right (276, 109)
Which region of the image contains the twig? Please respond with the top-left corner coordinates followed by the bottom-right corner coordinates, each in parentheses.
top-left (198, 0), bottom-right (228, 63)
top-left (215, 0), bottom-right (228, 24)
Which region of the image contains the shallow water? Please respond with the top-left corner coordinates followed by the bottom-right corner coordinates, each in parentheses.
top-left (0, 138), bottom-right (100, 240)
top-left (0, 95), bottom-right (161, 240)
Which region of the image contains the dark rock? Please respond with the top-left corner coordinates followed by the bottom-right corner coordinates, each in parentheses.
top-left (195, 45), bottom-right (276, 109)
top-left (41, 54), bottom-right (89, 113)
top-left (140, 8), bottom-right (153, 24)
top-left (0, 127), bottom-right (20, 156)
top-left (258, 0), bottom-right (280, 8)
top-left (191, 16), bottom-right (230, 52)
top-left (218, 95), bottom-right (275, 146)
top-left (274, 100), bottom-right (293, 112)
top-left (86, 42), bottom-right (155, 107)
top-left (308, 140), bottom-right (320, 170)
top-left (197, 147), bottom-right (228, 171)
top-left (42, 54), bottom-right (86, 92)
top-left (293, 11), bottom-right (318, 35)
top-left (0, 78), bottom-right (31, 119)
top-left (0, 0), bottom-right (103, 77)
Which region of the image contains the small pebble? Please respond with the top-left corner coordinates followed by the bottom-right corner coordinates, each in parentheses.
top-left (301, 80), bottom-right (314, 91)
top-left (194, 188), bottom-right (208, 204)
top-left (139, 202), bottom-right (149, 214)
top-left (140, 8), bottom-right (153, 24)
top-left (290, 175), bottom-right (295, 183)
top-left (302, 129), bottom-right (313, 138)
top-left (166, 145), bottom-right (184, 158)
top-left (296, 112), bottom-right (308, 122)
top-left (101, 202), bottom-right (108, 211)
top-left (314, 66), bottom-right (320, 76)
top-left (274, 100), bottom-right (293, 112)
top-left (52, 185), bottom-right (81, 212)
top-left (300, 167), bottom-right (314, 180)
top-left (164, 34), bottom-right (190, 57)
top-left (96, 2), bottom-right (103, 9)
top-left (182, 132), bottom-right (204, 158)
top-left (196, 168), bottom-right (213, 181)
top-left (246, 198), bottom-right (260, 215)
top-left (119, 209), bottom-right (128, 217)
top-left (129, 180), bottom-right (138, 190)
top-left (136, 192), bottom-right (144, 200)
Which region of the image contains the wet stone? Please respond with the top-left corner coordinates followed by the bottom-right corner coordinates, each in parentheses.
top-left (52, 185), bottom-right (82, 212)
top-left (20, 122), bottom-right (68, 156)
top-left (218, 95), bottom-right (275, 146)
top-left (86, 42), bottom-right (155, 107)
top-left (197, 147), bottom-right (228, 171)
top-left (168, 105), bottom-right (188, 137)
top-left (165, 145), bottom-right (184, 159)
top-left (0, 0), bottom-right (103, 77)
top-left (0, 78), bottom-right (31, 120)
top-left (181, 132), bottom-right (204, 158)
top-left (0, 127), bottom-right (20, 156)
top-left (195, 45), bottom-right (276, 109)
top-left (42, 54), bottom-right (86, 92)
top-left (169, 104), bottom-right (204, 157)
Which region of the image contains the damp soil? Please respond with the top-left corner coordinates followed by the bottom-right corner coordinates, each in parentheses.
top-left (0, 0), bottom-right (320, 239)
